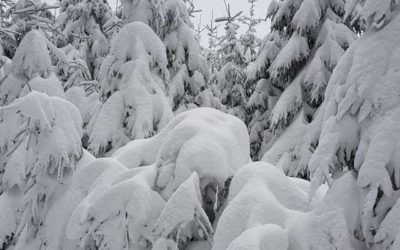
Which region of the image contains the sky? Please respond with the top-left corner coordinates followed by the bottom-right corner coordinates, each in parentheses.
top-left (191, 0), bottom-right (271, 45)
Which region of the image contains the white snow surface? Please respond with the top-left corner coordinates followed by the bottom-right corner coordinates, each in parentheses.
top-left (212, 162), bottom-right (327, 250)
top-left (67, 108), bottom-right (251, 249)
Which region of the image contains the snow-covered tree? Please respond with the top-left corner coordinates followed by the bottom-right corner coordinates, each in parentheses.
top-left (0, 30), bottom-right (66, 106)
top-left (119, 0), bottom-right (214, 112)
top-left (163, 0), bottom-right (211, 113)
top-left (0, 0), bottom-right (17, 57)
top-left (239, 0), bottom-right (263, 102)
top-left (120, 0), bottom-right (165, 36)
top-left (87, 21), bottom-right (173, 157)
top-left (215, 1), bottom-right (247, 122)
top-left (56, 45), bottom-right (102, 146)
top-left (56, 0), bottom-right (120, 78)
top-left (0, 0), bottom-right (57, 57)
top-left (239, 0), bottom-right (263, 67)
top-left (247, 0), bottom-right (357, 164)
top-left (0, 91), bottom-right (83, 249)
top-left (305, 1), bottom-right (400, 248)
top-left (67, 108), bottom-right (250, 249)
top-left (204, 13), bottom-right (220, 76)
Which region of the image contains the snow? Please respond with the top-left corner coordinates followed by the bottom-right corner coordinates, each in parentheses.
top-left (0, 91), bottom-right (82, 186)
top-left (212, 162), bottom-right (321, 250)
top-left (262, 112), bottom-right (307, 175)
top-left (89, 22), bottom-right (173, 156)
top-left (270, 32), bottom-right (309, 82)
top-left (269, 76), bottom-right (302, 132)
top-left (121, 0), bottom-right (166, 36)
top-left (10, 30), bottom-right (52, 79)
top-left (292, 0), bottom-right (323, 34)
top-left (66, 108), bottom-right (250, 248)
top-left (153, 172), bottom-right (213, 241)
top-left (2, 0), bottom-right (400, 249)
top-left (226, 224), bottom-right (289, 250)
top-left (0, 30), bottom-right (55, 105)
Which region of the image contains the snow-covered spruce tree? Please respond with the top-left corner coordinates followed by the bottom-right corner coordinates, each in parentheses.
top-left (215, 1), bottom-right (247, 122)
top-left (247, 0), bottom-right (356, 166)
top-left (306, 1), bottom-right (400, 248)
top-left (120, 0), bottom-right (166, 36)
top-left (0, 0), bottom-right (17, 57)
top-left (239, 0), bottom-right (263, 69)
top-left (87, 22), bottom-right (173, 157)
top-left (66, 108), bottom-right (251, 249)
top-left (0, 29), bottom-right (66, 107)
top-left (56, 45), bottom-right (102, 146)
top-left (0, 91), bottom-right (83, 249)
top-left (239, 0), bottom-right (263, 100)
top-left (204, 13), bottom-right (220, 77)
top-left (120, 0), bottom-right (215, 112)
top-left (0, 0), bottom-right (57, 57)
top-left (56, 0), bottom-right (120, 78)
top-left (163, 0), bottom-right (211, 113)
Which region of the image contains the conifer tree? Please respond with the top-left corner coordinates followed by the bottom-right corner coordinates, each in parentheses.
top-left (215, 0), bottom-right (247, 122)
top-left (0, 0), bottom-right (57, 57)
top-left (306, 1), bottom-right (400, 248)
top-left (247, 0), bottom-right (357, 165)
top-left (87, 22), bottom-right (173, 157)
top-left (0, 30), bottom-right (66, 106)
top-left (0, 31), bottom-right (83, 249)
top-left (56, 0), bottom-right (120, 78)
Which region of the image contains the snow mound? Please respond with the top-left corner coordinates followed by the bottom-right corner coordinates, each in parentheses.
top-left (212, 162), bottom-right (326, 250)
top-left (68, 108), bottom-right (251, 249)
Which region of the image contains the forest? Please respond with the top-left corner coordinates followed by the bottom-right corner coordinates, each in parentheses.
top-left (0, 0), bottom-right (399, 249)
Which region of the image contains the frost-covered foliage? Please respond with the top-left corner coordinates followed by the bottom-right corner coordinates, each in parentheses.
top-left (119, 0), bottom-right (216, 113)
top-left (56, 0), bottom-right (120, 78)
top-left (67, 108), bottom-right (250, 249)
top-left (0, 30), bottom-right (65, 106)
top-left (56, 45), bottom-right (102, 138)
top-left (0, 91), bottom-right (83, 249)
top-left (0, 0), bottom-right (57, 57)
top-left (304, 6), bottom-right (400, 249)
top-left (164, 0), bottom-right (212, 113)
top-left (215, 3), bottom-right (248, 123)
top-left (0, 0), bottom-right (19, 57)
top-left (239, 0), bottom-right (263, 67)
top-left (247, 0), bottom-right (356, 164)
top-left (120, 0), bottom-right (166, 36)
top-left (87, 22), bottom-right (173, 156)
top-left (204, 15), bottom-right (220, 75)
top-left (344, 0), bottom-right (399, 31)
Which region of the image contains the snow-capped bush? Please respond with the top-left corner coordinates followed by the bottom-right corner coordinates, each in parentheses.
top-left (56, 0), bottom-right (119, 77)
top-left (67, 107), bottom-right (251, 249)
top-left (0, 91), bottom-right (83, 248)
top-left (0, 30), bottom-right (66, 106)
top-left (212, 162), bottom-right (327, 250)
top-left (2, 0), bottom-right (56, 57)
